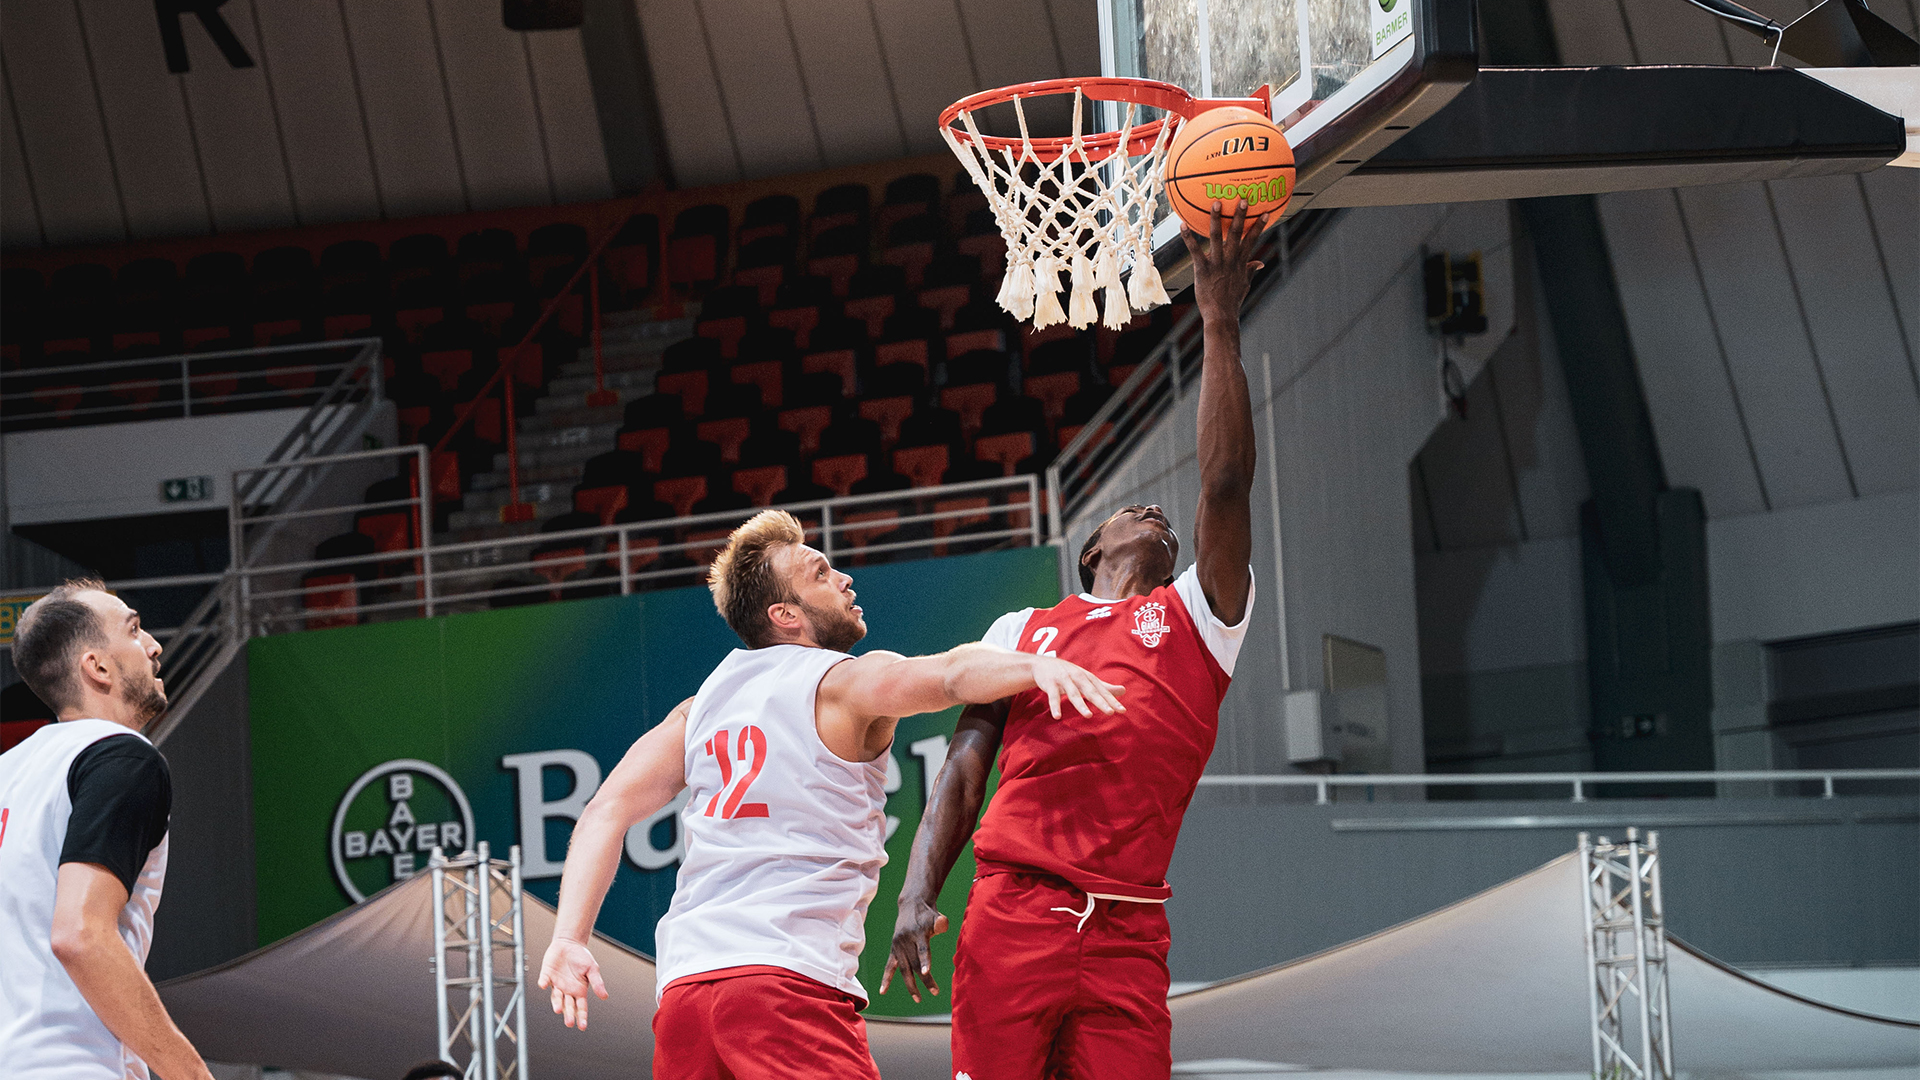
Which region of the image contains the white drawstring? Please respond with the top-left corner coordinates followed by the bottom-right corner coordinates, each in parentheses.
top-left (1049, 894), bottom-right (1097, 933)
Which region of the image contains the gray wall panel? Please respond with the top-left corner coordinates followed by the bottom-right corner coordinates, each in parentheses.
top-left (1675, 182), bottom-right (1855, 508)
top-left (1543, 0), bottom-right (1636, 64)
top-left (523, 29), bottom-right (615, 205)
top-left (958, 0), bottom-right (1066, 92)
top-left (430, 0), bottom-right (554, 211)
top-left (702, 0), bottom-right (826, 177)
top-left (785, 0), bottom-right (910, 166)
top-left (0, 76), bottom-right (43, 248)
top-left (1859, 166), bottom-right (1918, 368)
top-left (0, 3), bottom-right (125, 245)
top-left (1766, 174), bottom-right (1919, 497)
top-left (337, 0), bottom-right (466, 218)
top-left (249, 0), bottom-right (381, 225)
top-left (73, 0), bottom-right (210, 239)
top-left (1596, 188), bottom-right (1769, 516)
top-left (635, 0), bottom-right (741, 186)
top-left (175, 2), bottom-right (297, 232)
top-left (869, 0), bottom-right (981, 155)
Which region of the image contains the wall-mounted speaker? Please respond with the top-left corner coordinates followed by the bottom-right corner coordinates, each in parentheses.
top-left (504, 0), bottom-right (583, 31)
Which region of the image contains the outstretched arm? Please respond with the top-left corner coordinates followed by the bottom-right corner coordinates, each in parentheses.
top-left (881, 699), bottom-right (1008, 1001)
top-left (538, 696), bottom-right (692, 1031)
top-left (817, 643), bottom-right (1122, 761)
top-left (1180, 200), bottom-right (1264, 624)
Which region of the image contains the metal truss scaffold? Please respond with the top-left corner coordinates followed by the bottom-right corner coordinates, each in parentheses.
top-left (430, 842), bottom-right (529, 1080)
top-left (1579, 828), bottom-right (1673, 1080)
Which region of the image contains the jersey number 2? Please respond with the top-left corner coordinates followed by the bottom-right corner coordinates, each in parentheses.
top-left (703, 727), bottom-right (770, 819)
top-left (1031, 626), bottom-right (1059, 657)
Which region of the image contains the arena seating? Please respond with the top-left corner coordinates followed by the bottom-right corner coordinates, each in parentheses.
top-left (1, 156), bottom-right (1184, 623)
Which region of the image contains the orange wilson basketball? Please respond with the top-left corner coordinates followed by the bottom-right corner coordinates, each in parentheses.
top-left (1164, 106), bottom-right (1294, 234)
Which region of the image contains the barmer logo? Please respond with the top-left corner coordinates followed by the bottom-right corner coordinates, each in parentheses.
top-left (329, 759), bottom-right (476, 903)
top-left (1203, 175), bottom-right (1290, 205)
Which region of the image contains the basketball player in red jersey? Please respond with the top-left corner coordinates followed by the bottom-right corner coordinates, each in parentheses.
top-left (883, 200), bottom-right (1267, 1079)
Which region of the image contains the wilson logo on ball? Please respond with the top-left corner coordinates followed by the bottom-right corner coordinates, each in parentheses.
top-left (1203, 176), bottom-right (1291, 204)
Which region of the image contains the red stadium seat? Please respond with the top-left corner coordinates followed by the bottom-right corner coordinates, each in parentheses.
top-left (957, 233), bottom-right (1008, 273)
top-left (397, 406), bottom-right (434, 443)
top-left (657, 371), bottom-right (709, 417)
top-left (875, 339), bottom-right (928, 372)
top-left (945, 329), bottom-right (1006, 358)
top-left (252, 319), bottom-right (302, 348)
top-left (182, 326), bottom-right (231, 348)
top-left (617, 535), bottom-right (661, 576)
top-left (394, 307), bottom-right (444, 345)
top-left (532, 547), bottom-right (589, 594)
top-left (668, 234), bottom-right (720, 290)
top-left (880, 243), bottom-right (935, 288)
top-left (732, 465), bottom-right (788, 507)
top-left (812, 454), bottom-right (869, 497)
top-left (1108, 364), bottom-right (1139, 389)
top-left (893, 445), bottom-right (949, 489)
top-left (422, 349), bottom-right (472, 391)
top-left (687, 528), bottom-right (732, 566)
top-left (777, 406), bottom-right (833, 455)
top-left (919, 285), bottom-right (971, 330)
top-left (841, 510), bottom-right (900, 561)
top-left (469, 398), bottom-right (503, 444)
top-left (431, 452), bottom-right (463, 504)
top-left (697, 417), bottom-right (752, 464)
top-left (357, 512), bottom-right (412, 553)
top-left (697, 315), bottom-right (750, 359)
top-left (735, 264), bottom-right (784, 308)
top-left (731, 361), bottom-right (783, 408)
top-left (617, 427), bottom-right (672, 472)
top-left (940, 383), bottom-right (998, 443)
top-left (575, 485), bottom-right (629, 526)
top-left (858, 396), bottom-right (915, 447)
top-left (801, 351), bottom-right (856, 397)
top-left (467, 302), bottom-right (515, 337)
top-left (844, 295), bottom-right (895, 340)
top-left (654, 476), bottom-right (708, 518)
top-left (805, 254), bottom-right (860, 297)
top-left (768, 306), bottom-right (820, 349)
top-left (1055, 422), bottom-right (1112, 454)
top-left (113, 331), bottom-right (163, 352)
top-left (1022, 371), bottom-right (1081, 427)
top-left (975, 431), bottom-right (1035, 476)
top-left (302, 573), bottom-right (359, 630)
top-left (933, 496), bottom-right (992, 553)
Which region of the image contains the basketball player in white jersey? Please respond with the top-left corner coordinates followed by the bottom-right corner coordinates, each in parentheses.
top-left (537, 509), bottom-right (1124, 1078)
top-left (0, 580), bottom-right (215, 1080)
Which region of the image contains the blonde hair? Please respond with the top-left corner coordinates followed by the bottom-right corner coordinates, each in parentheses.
top-left (708, 510), bottom-right (806, 647)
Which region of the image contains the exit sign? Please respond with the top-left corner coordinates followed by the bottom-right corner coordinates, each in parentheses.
top-left (161, 476), bottom-right (214, 503)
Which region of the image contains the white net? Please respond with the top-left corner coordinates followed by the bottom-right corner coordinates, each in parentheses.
top-left (942, 90), bottom-right (1179, 331)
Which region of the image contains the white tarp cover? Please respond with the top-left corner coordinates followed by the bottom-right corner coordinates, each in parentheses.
top-left (159, 855), bottom-right (1916, 1078)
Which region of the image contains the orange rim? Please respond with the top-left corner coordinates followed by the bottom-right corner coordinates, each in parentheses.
top-left (940, 76), bottom-right (1269, 163)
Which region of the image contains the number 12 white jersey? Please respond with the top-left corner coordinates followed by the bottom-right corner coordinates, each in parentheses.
top-left (652, 644), bottom-right (889, 1003)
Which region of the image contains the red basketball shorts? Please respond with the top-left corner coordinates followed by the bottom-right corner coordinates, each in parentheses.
top-left (652, 966), bottom-right (882, 1080)
top-left (950, 872), bottom-right (1173, 1080)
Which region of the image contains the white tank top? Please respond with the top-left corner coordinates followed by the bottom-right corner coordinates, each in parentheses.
top-left (653, 644), bottom-right (889, 1002)
top-left (0, 718), bottom-right (170, 1080)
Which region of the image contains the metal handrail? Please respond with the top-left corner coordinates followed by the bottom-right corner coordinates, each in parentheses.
top-left (1197, 769), bottom-right (1920, 804)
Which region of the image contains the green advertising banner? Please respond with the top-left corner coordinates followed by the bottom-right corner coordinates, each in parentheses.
top-left (249, 545), bottom-right (1058, 1017)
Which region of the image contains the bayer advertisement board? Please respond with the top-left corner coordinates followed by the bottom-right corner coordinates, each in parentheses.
top-left (249, 545), bottom-right (1057, 1018)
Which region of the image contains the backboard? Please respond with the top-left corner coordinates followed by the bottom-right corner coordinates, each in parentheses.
top-left (1098, 0), bottom-right (1477, 258)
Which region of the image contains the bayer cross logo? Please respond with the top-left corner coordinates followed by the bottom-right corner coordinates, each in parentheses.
top-left (329, 759), bottom-right (475, 903)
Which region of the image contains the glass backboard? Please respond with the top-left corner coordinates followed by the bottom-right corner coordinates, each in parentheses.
top-left (1098, 0), bottom-right (1474, 258)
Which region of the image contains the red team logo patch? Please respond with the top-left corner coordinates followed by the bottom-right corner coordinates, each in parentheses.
top-left (1130, 602), bottom-right (1171, 647)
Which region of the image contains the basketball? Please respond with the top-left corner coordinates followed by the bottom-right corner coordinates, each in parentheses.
top-left (1163, 106), bottom-right (1294, 234)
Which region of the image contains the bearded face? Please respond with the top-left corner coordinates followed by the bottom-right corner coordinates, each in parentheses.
top-left (116, 653), bottom-right (167, 725)
top-left (800, 596), bottom-right (866, 653)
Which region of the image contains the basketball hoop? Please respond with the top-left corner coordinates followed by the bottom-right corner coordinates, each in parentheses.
top-left (940, 77), bottom-right (1269, 330)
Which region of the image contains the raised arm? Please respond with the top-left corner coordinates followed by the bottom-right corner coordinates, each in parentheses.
top-left (880, 699), bottom-right (1008, 1001)
top-left (51, 863), bottom-right (215, 1080)
top-left (538, 696), bottom-right (692, 1031)
top-left (816, 643), bottom-right (1122, 761)
top-left (1180, 200), bottom-right (1264, 625)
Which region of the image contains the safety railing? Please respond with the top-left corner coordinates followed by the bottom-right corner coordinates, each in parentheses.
top-left (1196, 769), bottom-right (1920, 804)
top-left (1044, 209), bottom-right (1340, 595)
top-left (221, 442), bottom-right (1042, 634)
top-left (141, 341), bottom-right (389, 744)
top-left (0, 339), bottom-right (382, 432)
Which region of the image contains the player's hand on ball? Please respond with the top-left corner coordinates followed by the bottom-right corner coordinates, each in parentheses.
top-left (1181, 198), bottom-right (1268, 323)
top-left (538, 936), bottom-right (608, 1031)
top-left (1032, 655), bottom-right (1126, 719)
top-left (880, 899), bottom-right (950, 1003)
